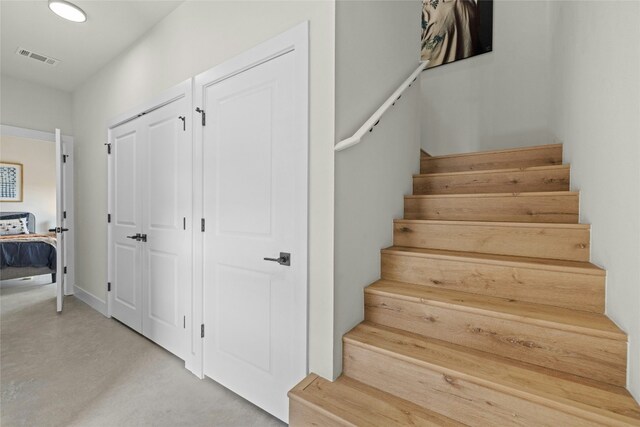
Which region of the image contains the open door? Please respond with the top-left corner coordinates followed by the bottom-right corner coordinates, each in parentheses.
top-left (54, 128), bottom-right (66, 312)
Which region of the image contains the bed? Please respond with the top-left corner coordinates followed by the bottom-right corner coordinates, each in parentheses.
top-left (0, 212), bottom-right (57, 282)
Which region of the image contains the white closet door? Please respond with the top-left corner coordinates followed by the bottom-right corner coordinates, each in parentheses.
top-left (110, 120), bottom-right (143, 331)
top-left (109, 95), bottom-right (191, 359)
top-left (141, 97), bottom-right (191, 359)
top-left (200, 48), bottom-right (308, 421)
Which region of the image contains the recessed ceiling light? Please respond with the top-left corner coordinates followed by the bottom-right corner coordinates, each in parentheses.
top-left (48, 0), bottom-right (87, 23)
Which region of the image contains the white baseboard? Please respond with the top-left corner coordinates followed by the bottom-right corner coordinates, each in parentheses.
top-left (73, 285), bottom-right (107, 316)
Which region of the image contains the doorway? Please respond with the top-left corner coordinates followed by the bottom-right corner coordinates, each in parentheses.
top-left (0, 125), bottom-right (75, 312)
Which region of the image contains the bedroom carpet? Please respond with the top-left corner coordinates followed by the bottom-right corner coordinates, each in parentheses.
top-left (0, 277), bottom-right (284, 427)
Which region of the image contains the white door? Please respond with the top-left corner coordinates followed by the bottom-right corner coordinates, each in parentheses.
top-left (110, 119), bottom-right (143, 330)
top-left (140, 98), bottom-right (191, 359)
top-left (109, 96), bottom-right (191, 358)
top-left (54, 128), bottom-right (65, 312)
top-left (198, 33), bottom-right (308, 421)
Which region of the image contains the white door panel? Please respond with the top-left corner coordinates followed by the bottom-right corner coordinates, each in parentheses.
top-left (201, 47), bottom-right (307, 422)
top-left (141, 98), bottom-right (191, 359)
top-left (110, 122), bottom-right (143, 331)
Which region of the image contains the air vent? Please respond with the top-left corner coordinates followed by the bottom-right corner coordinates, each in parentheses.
top-left (15, 47), bottom-right (60, 66)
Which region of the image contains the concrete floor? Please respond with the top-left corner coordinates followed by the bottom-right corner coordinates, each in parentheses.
top-left (0, 276), bottom-right (285, 427)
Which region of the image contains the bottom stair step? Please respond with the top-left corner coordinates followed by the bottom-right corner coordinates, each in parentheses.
top-left (343, 322), bottom-right (640, 426)
top-left (288, 373), bottom-right (462, 426)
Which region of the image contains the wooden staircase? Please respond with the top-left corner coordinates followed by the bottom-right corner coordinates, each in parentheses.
top-left (289, 143), bottom-right (640, 426)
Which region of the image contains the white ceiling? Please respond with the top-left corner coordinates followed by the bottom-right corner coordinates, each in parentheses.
top-left (1, 1), bottom-right (182, 92)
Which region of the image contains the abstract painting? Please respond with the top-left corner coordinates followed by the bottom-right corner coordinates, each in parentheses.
top-left (0, 162), bottom-right (23, 202)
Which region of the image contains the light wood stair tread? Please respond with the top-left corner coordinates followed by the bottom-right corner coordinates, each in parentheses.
top-left (288, 374), bottom-right (463, 426)
top-left (395, 218), bottom-right (590, 229)
top-left (344, 322), bottom-right (640, 424)
top-left (405, 190), bottom-right (579, 199)
top-left (423, 143), bottom-right (563, 161)
top-left (366, 279), bottom-right (625, 340)
top-left (413, 164), bottom-right (569, 178)
top-left (382, 246), bottom-right (605, 276)
top-left (420, 144), bottom-right (563, 174)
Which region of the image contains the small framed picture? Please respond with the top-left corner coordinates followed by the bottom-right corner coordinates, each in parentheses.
top-left (0, 162), bottom-right (23, 202)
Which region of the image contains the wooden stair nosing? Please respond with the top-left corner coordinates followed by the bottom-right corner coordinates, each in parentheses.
top-left (405, 190), bottom-right (579, 199)
top-left (343, 323), bottom-right (640, 426)
top-left (365, 279), bottom-right (624, 341)
top-left (413, 164), bottom-right (570, 178)
top-left (394, 218), bottom-right (590, 229)
top-left (289, 374), bottom-right (463, 426)
top-left (422, 143), bottom-right (563, 162)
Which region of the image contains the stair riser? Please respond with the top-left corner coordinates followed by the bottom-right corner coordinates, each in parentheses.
top-left (343, 343), bottom-right (607, 427)
top-left (413, 167), bottom-right (570, 195)
top-left (404, 193), bottom-right (579, 223)
top-left (393, 221), bottom-right (591, 262)
top-left (364, 293), bottom-right (627, 386)
top-left (381, 252), bottom-right (605, 312)
top-left (290, 401), bottom-right (346, 427)
top-left (421, 145), bottom-right (563, 174)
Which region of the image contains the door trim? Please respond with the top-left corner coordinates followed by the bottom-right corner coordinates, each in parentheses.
top-left (192, 21), bottom-right (309, 387)
top-left (106, 78), bottom-right (193, 364)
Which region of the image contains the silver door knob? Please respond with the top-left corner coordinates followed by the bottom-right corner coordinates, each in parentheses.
top-left (263, 252), bottom-right (290, 266)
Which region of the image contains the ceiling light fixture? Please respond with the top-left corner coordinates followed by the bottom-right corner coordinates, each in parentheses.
top-left (48, 0), bottom-right (87, 23)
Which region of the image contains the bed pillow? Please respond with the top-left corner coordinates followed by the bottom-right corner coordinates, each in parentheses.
top-left (0, 218), bottom-right (30, 235)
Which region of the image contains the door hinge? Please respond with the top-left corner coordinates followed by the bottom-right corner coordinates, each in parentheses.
top-left (63, 211), bottom-right (67, 219)
top-left (107, 282), bottom-right (111, 292)
top-left (107, 213), bottom-right (111, 223)
top-left (195, 107), bottom-right (206, 126)
top-left (63, 154), bottom-right (68, 163)
top-left (183, 217), bottom-right (186, 230)
top-left (183, 316), bottom-right (186, 329)
top-left (201, 324), bottom-right (205, 338)
top-left (178, 115), bottom-right (186, 131)
top-left (104, 143), bottom-right (112, 154)
top-left (63, 266), bottom-right (67, 274)
top-left (201, 218), bottom-right (205, 232)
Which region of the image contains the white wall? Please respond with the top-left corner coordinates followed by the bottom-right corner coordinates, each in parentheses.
top-left (549, 0), bottom-right (640, 401)
top-left (1, 74), bottom-right (74, 134)
top-left (0, 135), bottom-right (56, 233)
top-left (333, 0), bottom-right (421, 378)
top-left (71, 1), bottom-right (336, 380)
top-left (420, 0), bottom-right (554, 155)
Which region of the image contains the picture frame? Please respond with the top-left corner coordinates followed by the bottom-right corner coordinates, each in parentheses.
top-left (421, 0), bottom-right (494, 69)
top-left (0, 162), bottom-right (24, 202)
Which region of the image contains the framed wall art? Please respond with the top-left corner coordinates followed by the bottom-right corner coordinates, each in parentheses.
top-left (421, 0), bottom-right (494, 68)
top-left (0, 162), bottom-right (24, 202)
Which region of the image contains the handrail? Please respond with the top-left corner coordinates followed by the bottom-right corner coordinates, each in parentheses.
top-left (334, 61), bottom-right (428, 152)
